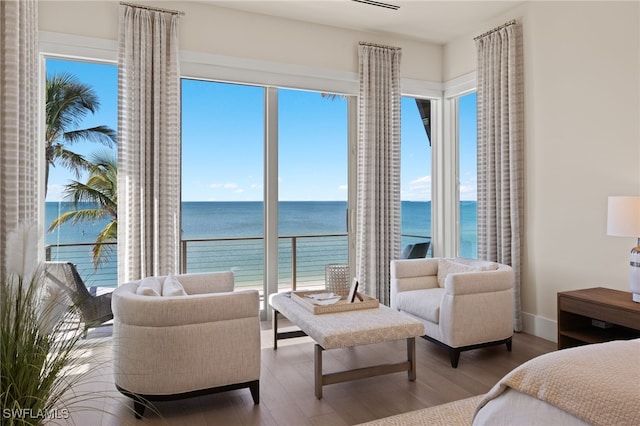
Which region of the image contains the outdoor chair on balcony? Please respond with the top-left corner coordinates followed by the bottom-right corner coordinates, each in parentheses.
top-left (401, 242), bottom-right (430, 259)
top-left (43, 261), bottom-right (113, 331)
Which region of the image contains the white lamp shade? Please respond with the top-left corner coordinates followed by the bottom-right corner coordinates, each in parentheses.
top-left (607, 196), bottom-right (640, 238)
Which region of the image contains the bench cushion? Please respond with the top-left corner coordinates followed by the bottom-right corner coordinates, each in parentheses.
top-left (270, 293), bottom-right (424, 350)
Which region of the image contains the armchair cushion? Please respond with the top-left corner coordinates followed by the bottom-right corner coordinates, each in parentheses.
top-left (437, 258), bottom-right (498, 288)
top-left (395, 288), bottom-right (445, 323)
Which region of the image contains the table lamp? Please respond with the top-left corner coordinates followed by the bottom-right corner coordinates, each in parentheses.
top-left (607, 196), bottom-right (640, 302)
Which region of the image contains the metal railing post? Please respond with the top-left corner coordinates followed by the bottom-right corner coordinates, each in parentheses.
top-left (181, 240), bottom-right (188, 273)
top-left (291, 236), bottom-right (297, 291)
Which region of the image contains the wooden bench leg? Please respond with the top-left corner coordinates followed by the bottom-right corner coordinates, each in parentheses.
top-left (314, 344), bottom-right (323, 399)
top-left (272, 309), bottom-right (279, 350)
top-left (407, 337), bottom-right (416, 381)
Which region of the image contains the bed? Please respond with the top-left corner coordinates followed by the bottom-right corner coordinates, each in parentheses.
top-left (357, 338), bottom-right (640, 426)
top-left (472, 338), bottom-right (640, 425)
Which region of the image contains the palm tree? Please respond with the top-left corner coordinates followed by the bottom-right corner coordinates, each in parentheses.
top-left (48, 151), bottom-right (117, 269)
top-left (45, 73), bottom-right (117, 196)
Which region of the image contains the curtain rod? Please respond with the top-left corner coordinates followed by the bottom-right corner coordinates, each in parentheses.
top-left (120, 2), bottom-right (185, 16)
top-left (474, 19), bottom-right (517, 41)
top-left (359, 41), bottom-right (401, 50)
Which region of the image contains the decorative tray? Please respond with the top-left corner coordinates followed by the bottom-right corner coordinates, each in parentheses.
top-left (291, 290), bottom-right (379, 315)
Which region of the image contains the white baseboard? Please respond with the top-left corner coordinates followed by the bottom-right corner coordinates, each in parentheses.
top-left (521, 312), bottom-right (557, 343)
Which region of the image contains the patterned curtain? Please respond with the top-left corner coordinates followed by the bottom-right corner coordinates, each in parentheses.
top-left (476, 22), bottom-right (524, 331)
top-left (356, 43), bottom-right (402, 306)
top-left (118, 5), bottom-right (181, 283)
top-left (0, 0), bottom-right (39, 276)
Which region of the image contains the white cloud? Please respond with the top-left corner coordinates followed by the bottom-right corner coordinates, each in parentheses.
top-left (402, 175), bottom-right (432, 201)
top-left (459, 185), bottom-right (477, 201)
top-left (45, 184), bottom-right (67, 202)
top-left (338, 184), bottom-right (348, 191)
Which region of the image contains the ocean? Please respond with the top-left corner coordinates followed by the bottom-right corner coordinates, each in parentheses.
top-left (45, 201), bottom-right (477, 287)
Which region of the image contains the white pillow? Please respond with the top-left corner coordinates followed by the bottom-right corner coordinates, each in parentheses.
top-left (437, 258), bottom-right (480, 288)
top-left (162, 274), bottom-right (188, 297)
top-left (136, 276), bottom-right (162, 296)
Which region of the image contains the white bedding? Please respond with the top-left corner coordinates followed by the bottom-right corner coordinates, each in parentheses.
top-left (472, 388), bottom-right (589, 426)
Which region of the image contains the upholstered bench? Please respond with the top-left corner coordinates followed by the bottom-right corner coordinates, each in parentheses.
top-left (270, 292), bottom-right (424, 399)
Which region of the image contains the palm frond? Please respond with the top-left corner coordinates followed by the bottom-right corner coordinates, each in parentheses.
top-left (49, 147), bottom-right (92, 179)
top-left (49, 151), bottom-right (118, 270)
top-left (44, 72), bottom-right (117, 196)
top-left (92, 221), bottom-right (118, 269)
top-left (62, 126), bottom-right (116, 146)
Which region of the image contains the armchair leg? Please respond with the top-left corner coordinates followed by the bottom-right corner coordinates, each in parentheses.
top-left (506, 338), bottom-right (513, 352)
top-left (132, 396), bottom-right (146, 419)
top-left (249, 380), bottom-right (260, 404)
top-left (449, 349), bottom-right (461, 368)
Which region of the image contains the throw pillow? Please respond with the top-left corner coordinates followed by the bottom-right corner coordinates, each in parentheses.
top-left (136, 276), bottom-right (162, 296)
top-left (162, 274), bottom-right (188, 297)
top-left (437, 258), bottom-right (479, 288)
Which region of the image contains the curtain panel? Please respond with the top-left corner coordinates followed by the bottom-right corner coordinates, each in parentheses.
top-left (118, 5), bottom-right (181, 283)
top-left (356, 43), bottom-right (402, 306)
top-left (475, 22), bottom-right (525, 331)
top-left (0, 0), bottom-right (39, 276)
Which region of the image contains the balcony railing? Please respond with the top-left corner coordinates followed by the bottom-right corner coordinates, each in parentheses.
top-left (45, 234), bottom-right (431, 290)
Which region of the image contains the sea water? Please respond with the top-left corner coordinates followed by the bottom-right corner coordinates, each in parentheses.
top-left (45, 201), bottom-right (477, 287)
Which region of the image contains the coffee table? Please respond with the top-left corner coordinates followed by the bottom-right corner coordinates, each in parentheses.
top-left (269, 292), bottom-right (425, 399)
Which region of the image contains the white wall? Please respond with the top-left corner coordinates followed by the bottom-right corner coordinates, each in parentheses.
top-left (445, 1), bottom-right (640, 340)
top-left (38, 0), bottom-right (443, 86)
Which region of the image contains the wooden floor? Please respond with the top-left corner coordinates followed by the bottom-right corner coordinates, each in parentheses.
top-left (61, 320), bottom-right (556, 426)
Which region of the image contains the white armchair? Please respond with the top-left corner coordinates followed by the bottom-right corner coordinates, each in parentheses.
top-left (390, 257), bottom-right (514, 367)
top-left (112, 271), bottom-right (260, 418)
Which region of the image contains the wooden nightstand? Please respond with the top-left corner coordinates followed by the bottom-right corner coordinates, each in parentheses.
top-left (557, 287), bottom-right (640, 350)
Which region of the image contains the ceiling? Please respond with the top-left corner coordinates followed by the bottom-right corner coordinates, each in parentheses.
top-left (206, 0), bottom-right (524, 44)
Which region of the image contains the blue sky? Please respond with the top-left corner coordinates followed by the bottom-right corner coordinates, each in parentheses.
top-left (45, 58), bottom-right (477, 202)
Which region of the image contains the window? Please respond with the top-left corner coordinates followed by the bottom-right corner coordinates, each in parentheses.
top-left (401, 97), bottom-right (432, 257)
top-left (181, 79), bottom-right (265, 289)
top-left (181, 81), bottom-right (352, 308)
top-left (44, 57), bottom-right (118, 287)
top-left (278, 89), bottom-right (349, 290)
top-left (458, 92), bottom-right (478, 258)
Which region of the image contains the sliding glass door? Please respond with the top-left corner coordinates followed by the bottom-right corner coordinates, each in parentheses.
top-left (181, 79), bottom-right (265, 290)
top-left (182, 80), bottom-right (352, 311)
top-left (278, 89), bottom-right (349, 291)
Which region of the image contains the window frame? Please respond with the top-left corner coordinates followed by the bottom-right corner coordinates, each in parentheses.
top-left (440, 71), bottom-right (477, 258)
